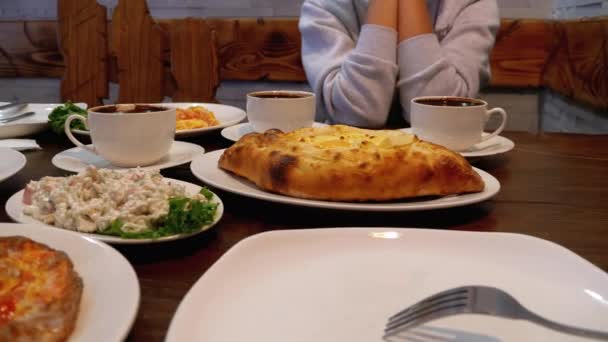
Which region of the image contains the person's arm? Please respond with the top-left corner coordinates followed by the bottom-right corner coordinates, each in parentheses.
top-left (396, 0), bottom-right (499, 117)
top-left (398, 0), bottom-right (432, 41)
top-left (299, 0), bottom-right (399, 128)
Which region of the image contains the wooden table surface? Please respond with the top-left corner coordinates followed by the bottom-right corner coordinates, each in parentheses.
top-left (1, 130), bottom-right (607, 341)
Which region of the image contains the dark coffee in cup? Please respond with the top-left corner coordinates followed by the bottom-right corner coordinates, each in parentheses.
top-left (414, 97), bottom-right (484, 107)
top-left (93, 104), bottom-right (167, 114)
top-left (250, 92), bottom-right (313, 99)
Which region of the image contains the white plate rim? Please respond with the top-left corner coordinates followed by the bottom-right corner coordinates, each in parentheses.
top-left (5, 178), bottom-right (224, 245)
top-left (51, 141), bottom-right (205, 173)
top-left (0, 222), bottom-right (140, 342)
top-left (220, 122), bottom-right (328, 142)
top-left (399, 128), bottom-right (515, 157)
top-left (166, 227), bottom-right (608, 342)
top-left (0, 147), bottom-right (26, 182)
top-left (190, 149), bottom-right (500, 211)
top-left (0, 102), bottom-right (88, 139)
top-left (72, 103), bottom-right (246, 137)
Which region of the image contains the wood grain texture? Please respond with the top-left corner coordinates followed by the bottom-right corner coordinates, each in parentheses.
top-left (169, 19), bottom-right (219, 103)
top-left (3, 17), bottom-right (607, 110)
top-left (0, 21), bottom-right (64, 78)
top-left (207, 18), bottom-right (305, 81)
top-left (1, 130), bottom-right (607, 341)
top-left (111, 0), bottom-right (165, 103)
top-left (58, 0), bottom-right (108, 107)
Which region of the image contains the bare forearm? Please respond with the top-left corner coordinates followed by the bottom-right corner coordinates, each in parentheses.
top-left (398, 0), bottom-right (433, 42)
top-left (366, 0), bottom-right (398, 31)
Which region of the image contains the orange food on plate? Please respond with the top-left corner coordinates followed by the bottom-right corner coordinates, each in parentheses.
top-left (0, 236), bottom-right (83, 341)
top-left (176, 106), bottom-right (220, 130)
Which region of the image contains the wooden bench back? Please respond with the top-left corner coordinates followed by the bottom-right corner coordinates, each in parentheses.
top-left (2, 0), bottom-right (606, 111)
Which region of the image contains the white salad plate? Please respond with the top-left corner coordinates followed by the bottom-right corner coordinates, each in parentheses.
top-left (190, 149), bottom-right (500, 211)
top-left (72, 103), bottom-right (246, 138)
top-left (0, 102), bottom-right (87, 139)
top-left (5, 178), bottom-right (224, 245)
top-left (0, 222), bottom-right (140, 342)
top-left (221, 122), bottom-right (328, 142)
top-left (0, 147), bottom-right (26, 182)
top-left (400, 128), bottom-right (515, 158)
top-left (167, 227), bottom-right (608, 342)
top-left (51, 141), bottom-right (205, 173)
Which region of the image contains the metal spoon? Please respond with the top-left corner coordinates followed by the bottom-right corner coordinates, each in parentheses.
top-left (0, 111), bottom-right (35, 123)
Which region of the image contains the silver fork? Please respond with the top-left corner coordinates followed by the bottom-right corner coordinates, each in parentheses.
top-left (384, 286), bottom-right (608, 341)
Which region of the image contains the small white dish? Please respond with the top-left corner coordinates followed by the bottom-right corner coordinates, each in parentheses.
top-left (0, 222), bottom-right (139, 341)
top-left (0, 147), bottom-right (26, 182)
top-left (0, 102), bottom-right (88, 139)
top-left (52, 141), bottom-right (204, 173)
top-left (221, 122), bottom-right (328, 142)
top-left (190, 149), bottom-right (500, 211)
top-left (72, 103), bottom-right (246, 138)
top-left (167, 227), bottom-right (608, 342)
top-left (5, 179), bottom-right (224, 245)
top-left (400, 128), bottom-right (515, 158)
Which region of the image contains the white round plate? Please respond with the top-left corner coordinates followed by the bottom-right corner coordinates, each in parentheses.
top-left (0, 147), bottom-right (26, 182)
top-left (190, 149), bottom-right (500, 211)
top-left (52, 141), bottom-right (204, 173)
top-left (221, 122), bottom-right (328, 142)
top-left (167, 228), bottom-right (608, 342)
top-left (5, 179), bottom-right (224, 245)
top-left (0, 222), bottom-right (139, 341)
top-left (0, 102), bottom-right (88, 139)
top-left (72, 103), bottom-right (246, 138)
top-left (400, 128), bottom-right (515, 158)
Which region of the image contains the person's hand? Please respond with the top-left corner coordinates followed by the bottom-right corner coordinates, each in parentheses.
top-left (366, 0), bottom-right (398, 31)
top-left (398, 0), bottom-right (433, 42)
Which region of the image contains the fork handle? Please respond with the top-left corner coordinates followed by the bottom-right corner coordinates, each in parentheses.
top-left (525, 311), bottom-right (608, 341)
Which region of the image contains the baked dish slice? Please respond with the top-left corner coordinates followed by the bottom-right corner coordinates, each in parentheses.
top-left (0, 236), bottom-right (83, 342)
top-left (218, 125), bottom-right (484, 201)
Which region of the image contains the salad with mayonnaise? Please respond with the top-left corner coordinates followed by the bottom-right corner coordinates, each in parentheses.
top-left (22, 167), bottom-right (218, 239)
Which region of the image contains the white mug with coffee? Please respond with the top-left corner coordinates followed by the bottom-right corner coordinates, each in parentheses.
top-left (246, 90), bottom-right (316, 133)
top-left (64, 104), bottom-right (176, 167)
top-left (409, 96), bottom-right (507, 151)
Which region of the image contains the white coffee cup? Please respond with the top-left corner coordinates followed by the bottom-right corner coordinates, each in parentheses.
top-left (410, 96), bottom-right (508, 151)
top-left (246, 90), bottom-right (316, 133)
top-left (64, 104), bottom-right (176, 167)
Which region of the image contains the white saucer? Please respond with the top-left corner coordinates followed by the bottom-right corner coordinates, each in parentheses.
top-left (6, 179), bottom-right (224, 245)
top-left (0, 147), bottom-right (26, 182)
top-left (52, 141), bottom-right (204, 173)
top-left (191, 149), bottom-right (500, 212)
top-left (399, 128), bottom-right (515, 158)
top-left (221, 122), bottom-right (328, 142)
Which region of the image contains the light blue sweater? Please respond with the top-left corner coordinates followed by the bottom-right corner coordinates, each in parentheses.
top-left (299, 0), bottom-right (500, 127)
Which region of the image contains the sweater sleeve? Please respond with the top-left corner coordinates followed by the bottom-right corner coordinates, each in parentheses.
top-left (397, 0), bottom-right (499, 118)
top-left (299, 1), bottom-right (399, 128)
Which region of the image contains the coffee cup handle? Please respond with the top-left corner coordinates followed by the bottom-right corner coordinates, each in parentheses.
top-left (64, 115), bottom-right (96, 154)
top-left (481, 108), bottom-right (507, 142)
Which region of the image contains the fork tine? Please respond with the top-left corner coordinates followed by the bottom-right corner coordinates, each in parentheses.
top-left (383, 303), bottom-right (469, 339)
top-left (385, 296), bottom-right (468, 331)
top-left (388, 287), bottom-right (469, 322)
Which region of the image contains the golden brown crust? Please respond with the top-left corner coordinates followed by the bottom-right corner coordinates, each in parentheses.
top-left (0, 236), bottom-right (83, 342)
top-left (219, 125), bottom-right (484, 201)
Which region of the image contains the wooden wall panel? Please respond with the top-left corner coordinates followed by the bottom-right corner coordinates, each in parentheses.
top-left (58, 0), bottom-right (108, 106)
top-left (169, 19), bottom-right (219, 102)
top-left (111, 0), bottom-right (165, 103)
top-left (1, 17), bottom-right (607, 110)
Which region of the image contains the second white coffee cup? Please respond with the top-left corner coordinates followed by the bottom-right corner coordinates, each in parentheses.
top-left (64, 104), bottom-right (176, 167)
top-left (246, 90), bottom-right (316, 133)
top-left (410, 96), bottom-right (508, 151)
